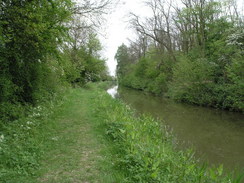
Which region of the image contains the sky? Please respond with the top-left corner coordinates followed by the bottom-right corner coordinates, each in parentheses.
top-left (100, 0), bottom-right (149, 76)
top-left (100, 0), bottom-right (244, 76)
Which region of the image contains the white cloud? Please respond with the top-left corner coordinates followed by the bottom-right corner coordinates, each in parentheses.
top-left (100, 0), bottom-right (149, 76)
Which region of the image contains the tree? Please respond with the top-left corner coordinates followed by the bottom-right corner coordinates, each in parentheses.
top-left (117, 0), bottom-right (243, 111)
top-left (130, 0), bottom-right (177, 62)
top-left (0, 0), bottom-right (72, 104)
top-left (60, 0), bottom-right (115, 85)
top-left (115, 44), bottom-right (132, 80)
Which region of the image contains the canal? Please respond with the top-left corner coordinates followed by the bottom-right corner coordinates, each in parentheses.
top-left (107, 86), bottom-right (244, 173)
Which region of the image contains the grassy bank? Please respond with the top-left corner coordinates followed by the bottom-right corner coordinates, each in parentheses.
top-left (0, 83), bottom-right (241, 182)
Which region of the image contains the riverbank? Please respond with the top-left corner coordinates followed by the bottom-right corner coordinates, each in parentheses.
top-left (116, 85), bottom-right (244, 172)
top-left (94, 84), bottom-right (240, 182)
top-left (0, 83), bottom-right (241, 182)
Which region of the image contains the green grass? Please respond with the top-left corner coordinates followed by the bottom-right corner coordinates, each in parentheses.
top-left (0, 85), bottom-right (123, 183)
top-left (0, 82), bottom-right (242, 182)
top-left (37, 87), bottom-right (124, 183)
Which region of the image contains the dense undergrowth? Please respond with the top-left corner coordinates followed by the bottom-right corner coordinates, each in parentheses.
top-left (118, 52), bottom-right (244, 112)
top-left (0, 0), bottom-right (113, 123)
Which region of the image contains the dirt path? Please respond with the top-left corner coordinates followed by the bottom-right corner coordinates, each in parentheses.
top-left (37, 89), bottom-right (106, 183)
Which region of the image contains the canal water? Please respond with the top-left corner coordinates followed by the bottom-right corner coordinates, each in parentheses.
top-left (107, 86), bottom-right (244, 173)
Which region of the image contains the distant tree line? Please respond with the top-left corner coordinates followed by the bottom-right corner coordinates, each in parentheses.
top-left (116, 0), bottom-right (243, 111)
top-left (0, 0), bottom-right (113, 121)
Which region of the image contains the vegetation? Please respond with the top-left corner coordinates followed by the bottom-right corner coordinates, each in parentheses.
top-left (0, 0), bottom-right (113, 181)
top-left (0, 84), bottom-right (119, 182)
top-left (0, 0), bottom-right (242, 182)
top-left (88, 84), bottom-right (240, 182)
top-left (0, 0), bottom-right (112, 121)
top-left (1, 83), bottom-right (241, 182)
top-left (0, 90), bottom-right (65, 182)
top-left (115, 0), bottom-right (244, 112)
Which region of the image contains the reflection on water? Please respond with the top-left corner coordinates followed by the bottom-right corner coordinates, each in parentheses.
top-left (108, 86), bottom-right (244, 172)
top-left (107, 86), bottom-right (118, 98)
